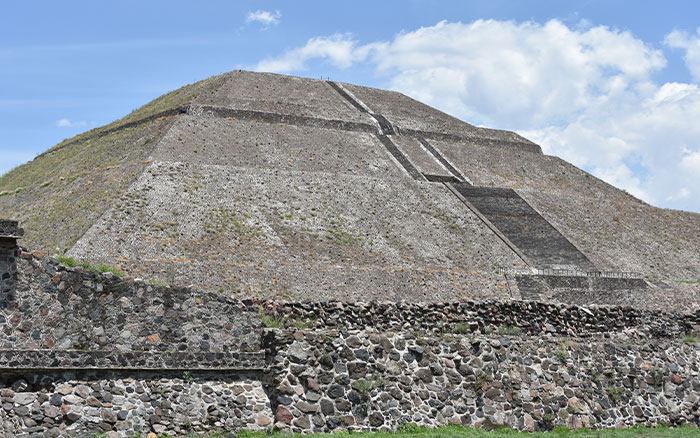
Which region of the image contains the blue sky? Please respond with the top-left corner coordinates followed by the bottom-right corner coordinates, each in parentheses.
top-left (3, 1), bottom-right (700, 213)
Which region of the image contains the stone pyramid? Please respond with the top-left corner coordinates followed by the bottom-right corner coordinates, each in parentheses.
top-left (1, 70), bottom-right (698, 310)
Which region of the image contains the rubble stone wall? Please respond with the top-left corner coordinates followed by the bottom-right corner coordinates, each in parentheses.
top-left (4, 253), bottom-right (261, 354)
top-left (264, 328), bottom-right (700, 433)
top-left (252, 299), bottom-right (700, 340)
top-left (0, 370), bottom-right (271, 438)
top-left (0, 249), bottom-right (699, 436)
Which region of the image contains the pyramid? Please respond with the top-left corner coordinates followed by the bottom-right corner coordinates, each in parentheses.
top-left (1, 70), bottom-right (698, 310)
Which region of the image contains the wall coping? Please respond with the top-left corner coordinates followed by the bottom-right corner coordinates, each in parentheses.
top-left (0, 350), bottom-right (265, 371)
top-left (0, 219), bottom-right (23, 239)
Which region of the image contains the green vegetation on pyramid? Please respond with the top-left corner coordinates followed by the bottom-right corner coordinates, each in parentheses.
top-left (0, 73), bottom-right (226, 252)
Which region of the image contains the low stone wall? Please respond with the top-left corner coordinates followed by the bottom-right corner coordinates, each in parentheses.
top-left (252, 299), bottom-right (700, 339)
top-left (0, 371), bottom-right (271, 438)
top-left (5, 252), bottom-right (260, 353)
top-left (265, 328), bottom-right (700, 433)
top-left (1, 249), bottom-right (699, 436)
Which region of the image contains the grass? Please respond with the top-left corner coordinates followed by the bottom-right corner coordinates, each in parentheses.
top-left (0, 72), bottom-right (227, 255)
top-left (78, 425), bottom-right (700, 438)
top-left (232, 425), bottom-right (700, 438)
top-left (497, 325), bottom-right (521, 336)
top-left (259, 307), bottom-right (287, 328)
top-left (57, 256), bottom-right (126, 278)
top-left (0, 122), bottom-right (161, 253)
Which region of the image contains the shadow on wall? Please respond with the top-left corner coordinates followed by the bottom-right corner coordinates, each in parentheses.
top-left (0, 219), bottom-right (22, 310)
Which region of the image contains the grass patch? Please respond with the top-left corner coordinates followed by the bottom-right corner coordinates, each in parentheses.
top-left (57, 256), bottom-right (125, 277)
top-left (259, 307), bottom-right (286, 328)
top-left (497, 325), bottom-right (521, 336)
top-left (682, 336), bottom-right (698, 343)
top-left (93, 424), bottom-right (700, 438)
top-left (351, 375), bottom-right (387, 400)
top-left (234, 424), bottom-right (700, 438)
top-left (57, 255), bottom-right (78, 267)
top-left (292, 318), bottom-right (316, 330)
top-left (453, 323), bottom-right (471, 334)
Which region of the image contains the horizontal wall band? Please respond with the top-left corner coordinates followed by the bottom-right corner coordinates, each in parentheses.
top-left (35, 104), bottom-right (541, 161)
top-left (0, 349), bottom-right (265, 371)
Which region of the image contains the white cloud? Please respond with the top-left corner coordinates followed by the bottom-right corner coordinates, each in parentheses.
top-left (256, 19), bottom-right (700, 212)
top-left (256, 34), bottom-right (380, 73)
top-left (665, 28), bottom-right (700, 81)
top-left (56, 118), bottom-right (87, 128)
top-left (246, 10), bottom-right (281, 26)
top-left (667, 187), bottom-right (691, 202)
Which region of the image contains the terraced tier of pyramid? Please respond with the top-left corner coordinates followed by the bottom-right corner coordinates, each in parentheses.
top-left (1, 70), bottom-right (698, 309)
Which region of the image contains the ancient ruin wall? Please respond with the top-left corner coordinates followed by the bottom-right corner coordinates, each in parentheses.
top-left (264, 328), bottom-right (700, 433)
top-left (1, 239), bottom-right (699, 436)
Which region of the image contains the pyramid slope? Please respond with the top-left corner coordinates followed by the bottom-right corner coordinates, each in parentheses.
top-left (2, 70), bottom-right (699, 310)
top-left (435, 139), bottom-right (700, 280)
top-left (0, 73), bottom-right (226, 252)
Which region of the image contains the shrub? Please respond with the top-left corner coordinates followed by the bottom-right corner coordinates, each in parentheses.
top-left (56, 255), bottom-right (125, 277)
top-left (453, 323), bottom-right (470, 334)
top-left (497, 325), bottom-right (521, 336)
top-left (259, 307), bottom-right (286, 328)
top-left (57, 256), bottom-right (78, 267)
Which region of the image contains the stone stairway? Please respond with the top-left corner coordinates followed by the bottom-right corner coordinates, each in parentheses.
top-left (452, 185), bottom-right (595, 270)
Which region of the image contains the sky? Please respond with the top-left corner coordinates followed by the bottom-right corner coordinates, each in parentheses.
top-left (2, 1), bottom-right (700, 213)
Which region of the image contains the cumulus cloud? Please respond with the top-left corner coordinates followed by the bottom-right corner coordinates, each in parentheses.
top-left (56, 118), bottom-right (87, 128)
top-left (246, 10), bottom-right (281, 26)
top-left (256, 19), bottom-right (700, 212)
top-left (256, 34), bottom-right (381, 73)
top-left (665, 28), bottom-right (700, 81)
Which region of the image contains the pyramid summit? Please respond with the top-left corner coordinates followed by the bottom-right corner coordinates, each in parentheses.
top-left (1, 70), bottom-right (698, 310)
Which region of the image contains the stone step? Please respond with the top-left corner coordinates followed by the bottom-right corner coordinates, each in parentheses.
top-left (453, 185), bottom-right (595, 270)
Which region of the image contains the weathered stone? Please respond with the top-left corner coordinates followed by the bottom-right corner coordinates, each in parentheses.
top-left (49, 393), bottom-right (63, 406)
top-left (327, 384), bottom-right (345, 399)
top-left (369, 412), bottom-right (384, 427)
top-left (102, 408), bottom-right (118, 423)
top-left (258, 413), bottom-right (272, 426)
top-left (296, 401), bottom-right (319, 414)
top-left (14, 393), bottom-right (36, 405)
top-left (347, 362), bottom-right (368, 379)
top-left (319, 398), bottom-right (335, 415)
top-left (289, 342), bottom-right (310, 364)
top-left (293, 415), bottom-right (311, 429)
top-left (415, 368), bottom-right (433, 383)
top-left (275, 406), bottom-right (293, 425)
top-left (55, 384), bottom-right (73, 395)
top-left (346, 336), bottom-right (362, 348)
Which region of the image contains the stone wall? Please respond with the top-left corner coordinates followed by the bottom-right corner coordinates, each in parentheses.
top-left (0, 371), bottom-right (271, 438)
top-left (0, 238), bottom-right (18, 311)
top-left (0, 219), bottom-right (22, 312)
top-left (264, 328), bottom-right (700, 433)
top-left (251, 299), bottom-right (700, 340)
top-left (5, 252), bottom-right (260, 353)
top-left (1, 248), bottom-right (699, 436)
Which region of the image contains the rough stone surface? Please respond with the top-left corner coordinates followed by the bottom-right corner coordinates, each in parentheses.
top-left (1, 70), bottom-right (696, 310)
top-left (3, 252), bottom-right (260, 353)
top-left (0, 372), bottom-right (271, 437)
top-left (264, 327), bottom-right (700, 433)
